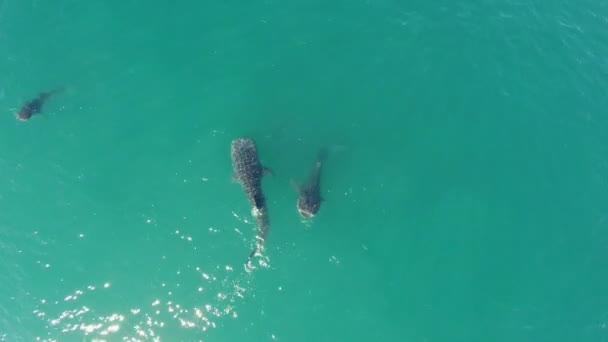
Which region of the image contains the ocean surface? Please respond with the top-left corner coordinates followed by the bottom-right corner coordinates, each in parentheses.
top-left (1, 0), bottom-right (607, 341)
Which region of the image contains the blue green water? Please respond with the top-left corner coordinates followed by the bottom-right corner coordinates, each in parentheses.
top-left (1, 1), bottom-right (608, 341)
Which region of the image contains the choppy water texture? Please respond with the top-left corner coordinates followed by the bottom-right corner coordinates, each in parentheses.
top-left (1, 0), bottom-right (608, 341)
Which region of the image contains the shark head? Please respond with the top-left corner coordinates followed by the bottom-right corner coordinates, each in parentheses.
top-left (296, 194), bottom-right (321, 219)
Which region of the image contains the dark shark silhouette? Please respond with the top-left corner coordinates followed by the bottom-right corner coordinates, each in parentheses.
top-left (291, 148), bottom-right (327, 218)
top-left (16, 87), bottom-right (64, 121)
top-left (230, 137), bottom-right (272, 261)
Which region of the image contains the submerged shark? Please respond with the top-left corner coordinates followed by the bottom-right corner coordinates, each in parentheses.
top-left (16, 87), bottom-right (64, 121)
top-left (230, 137), bottom-right (272, 261)
top-left (291, 148), bottom-right (328, 219)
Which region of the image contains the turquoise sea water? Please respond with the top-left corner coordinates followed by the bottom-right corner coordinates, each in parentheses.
top-left (1, 1), bottom-right (608, 341)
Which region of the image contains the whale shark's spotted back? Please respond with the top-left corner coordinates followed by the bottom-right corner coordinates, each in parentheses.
top-left (231, 137), bottom-right (271, 263)
top-left (231, 138), bottom-right (265, 210)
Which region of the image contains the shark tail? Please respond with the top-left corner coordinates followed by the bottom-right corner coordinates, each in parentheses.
top-left (247, 246), bottom-right (258, 261)
top-left (246, 238), bottom-right (265, 264)
top-left (245, 207), bottom-right (270, 264)
top-left (39, 86), bottom-right (66, 100)
top-left (316, 147), bottom-right (329, 165)
top-left (316, 144), bottom-right (347, 166)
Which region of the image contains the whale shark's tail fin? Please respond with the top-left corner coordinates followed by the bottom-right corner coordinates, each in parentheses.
top-left (38, 86), bottom-right (66, 103)
top-left (316, 144), bottom-right (347, 167)
top-left (246, 238), bottom-right (265, 267)
top-left (316, 147), bottom-right (329, 166)
top-left (245, 207), bottom-right (270, 265)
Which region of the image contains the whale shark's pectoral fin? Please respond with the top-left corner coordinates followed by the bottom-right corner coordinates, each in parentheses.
top-left (262, 166), bottom-right (274, 177)
top-left (290, 179), bottom-right (301, 192)
top-left (231, 171), bottom-right (239, 183)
